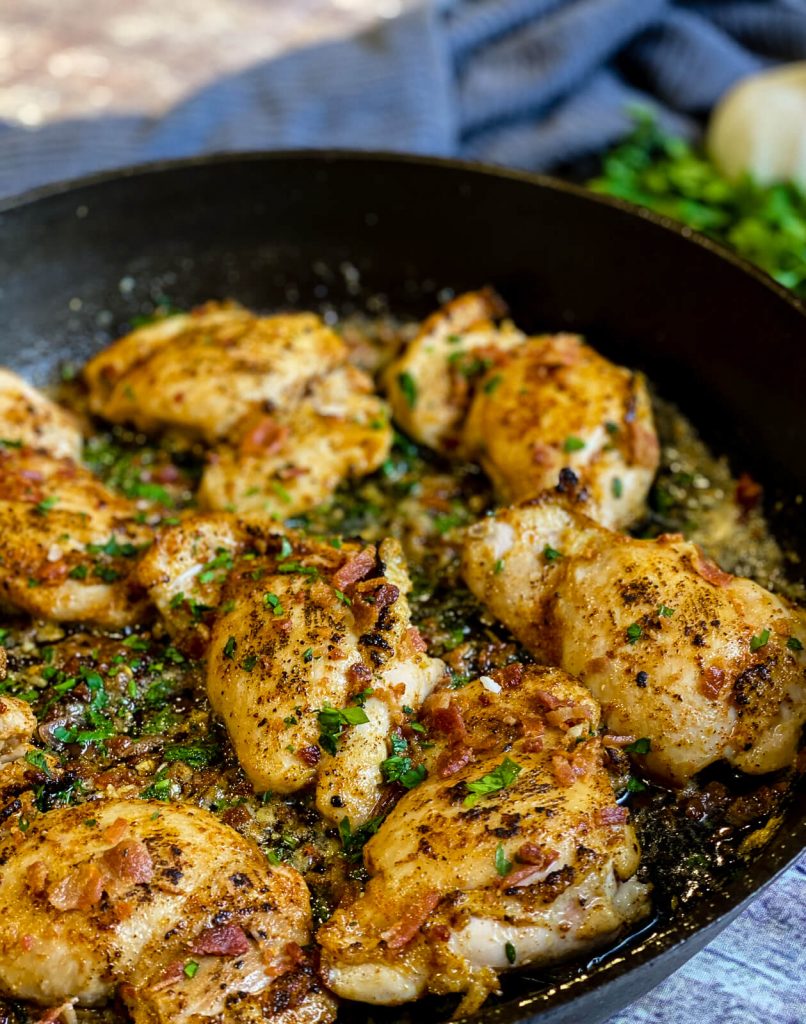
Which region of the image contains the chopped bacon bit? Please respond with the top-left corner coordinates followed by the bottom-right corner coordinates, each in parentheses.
top-left (297, 745), bottom-right (321, 767)
top-left (700, 666), bottom-right (725, 700)
top-left (497, 663), bottom-right (524, 689)
top-left (533, 690), bottom-right (563, 711)
top-left (545, 704), bottom-right (592, 729)
top-left (520, 736), bottom-right (543, 753)
top-left (692, 548), bottom-right (733, 588)
top-left (628, 421), bottom-right (660, 468)
top-left (372, 583), bottom-right (400, 611)
top-left (190, 924), bottom-right (250, 957)
top-left (148, 960), bottom-right (186, 992)
top-left (500, 863), bottom-right (553, 889)
top-left (153, 464), bottom-right (180, 484)
top-left (101, 840), bottom-right (154, 885)
top-left (531, 443), bottom-right (554, 467)
top-left (26, 860), bottom-right (49, 896)
top-left (656, 532), bottom-right (684, 544)
top-left (20, 934), bottom-right (34, 951)
top-left (429, 924), bottom-right (451, 942)
top-left (347, 663), bottom-right (373, 686)
top-left (429, 701), bottom-right (468, 742)
top-left (332, 547), bottom-right (376, 590)
top-left (436, 744), bottom-right (473, 779)
top-left (102, 818), bottom-right (130, 845)
top-left (111, 900), bottom-right (134, 923)
top-left (381, 890), bottom-right (441, 950)
top-left (282, 941), bottom-right (305, 969)
top-left (239, 415), bottom-right (290, 457)
top-left (602, 734), bottom-right (638, 748)
top-left (38, 561), bottom-right (67, 584)
top-left (48, 862), bottom-right (106, 912)
top-left (36, 1000), bottom-right (77, 1023)
top-left (595, 805), bottom-right (629, 827)
top-left (551, 741), bottom-right (600, 788)
top-left (406, 627), bottom-right (427, 652)
top-left (735, 473), bottom-right (762, 512)
top-left (516, 843), bottom-right (559, 868)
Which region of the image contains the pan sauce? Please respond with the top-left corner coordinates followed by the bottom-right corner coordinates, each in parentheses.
top-left (0, 308), bottom-right (802, 1024)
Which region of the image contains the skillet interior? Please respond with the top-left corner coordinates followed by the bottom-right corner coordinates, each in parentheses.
top-left (0, 151), bottom-right (804, 1024)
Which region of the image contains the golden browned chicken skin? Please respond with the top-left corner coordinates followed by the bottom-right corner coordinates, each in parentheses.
top-left (83, 303), bottom-right (345, 444)
top-left (199, 365), bottom-right (391, 518)
top-left (0, 799), bottom-right (335, 1024)
top-left (461, 498), bottom-right (806, 785)
top-left (134, 515), bottom-right (445, 824)
top-left (0, 694), bottom-right (36, 766)
top-left (0, 446), bottom-right (151, 627)
top-left (318, 665), bottom-right (650, 1014)
top-left (84, 302), bottom-right (393, 517)
top-left (385, 292), bottom-right (659, 529)
top-left (0, 368), bottom-right (83, 461)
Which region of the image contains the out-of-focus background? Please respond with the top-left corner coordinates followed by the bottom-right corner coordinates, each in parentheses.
top-left (1, 0), bottom-right (393, 125)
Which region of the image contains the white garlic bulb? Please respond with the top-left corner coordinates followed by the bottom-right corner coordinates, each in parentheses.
top-left (707, 63), bottom-right (806, 188)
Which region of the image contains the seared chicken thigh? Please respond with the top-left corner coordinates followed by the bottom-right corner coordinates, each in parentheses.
top-left (135, 515), bottom-right (445, 823)
top-left (0, 799), bottom-right (333, 1024)
top-left (0, 446), bottom-right (151, 626)
top-left (199, 366), bottom-right (391, 516)
top-left (318, 665), bottom-right (650, 1013)
top-left (0, 694), bottom-right (36, 765)
top-left (83, 303), bottom-right (345, 444)
top-left (84, 302), bottom-right (393, 515)
top-left (0, 368), bottom-right (82, 460)
top-left (462, 334), bottom-right (659, 528)
top-left (385, 293), bottom-right (658, 528)
top-left (384, 289), bottom-right (525, 453)
top-left (462, 498), bottom-right (806, 785)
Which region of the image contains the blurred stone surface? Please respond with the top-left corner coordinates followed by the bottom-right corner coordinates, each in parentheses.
top-left (0, 0), bottom-right (402, 126)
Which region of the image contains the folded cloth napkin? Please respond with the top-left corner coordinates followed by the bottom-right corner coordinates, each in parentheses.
top-left (2, 0), bottom-right (806, 196)
top-left (1, 2), bottom-right (805, 1022)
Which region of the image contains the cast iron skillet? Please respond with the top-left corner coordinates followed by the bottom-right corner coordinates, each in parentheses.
top-left (0, 152), bottom-right (804, 1024)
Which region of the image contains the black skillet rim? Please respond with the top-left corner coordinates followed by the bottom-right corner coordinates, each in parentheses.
top-left (0, 148), bottom-right (804, 1023)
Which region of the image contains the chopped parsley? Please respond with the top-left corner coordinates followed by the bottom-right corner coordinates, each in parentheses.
top-left (463, 757), bottom-right (522, 808)
top-left (24, 750), bottom-right (52, 776)
top-left (505, 941), bottom-right (517, 965)
top-left (563, 436), bottom-right (585, 453)
top-left (198, 547), bottom-right (234, 583)
top-left (277, 561), bottom-right (319, 578)
top-left (317, 703), bottom-right (370, 756)
top-left (657, 604), bottom-right (675, 618)
top-left (624, 737), bottom-right (651, 755)
top-left (397, 371), bottom-right (418, 409)
top-left (611, 477), bottom-right (623, 499)
top-left (163, 742), bottom-right (220, 769)
top-left (184, 961), bottom-right (200, 979)
top-left (493, 558), bottom-right (505, 574)
top-left (35, 495), bottom-right (59, 515)
top-left (483, 374), bottom-right (503, 395)
top-left (750, 629), bottom-right (770, 652)
top-left (223, 636), bottom-right (237, 659)
top-left (543, 545), bottom-right (563, 563)
top-left (626, 776), bottom-right (647, 793)
top-left (786, 636), bottom-right (804, 651)
top-left (264, 592), bottom-right (284, 616)
top-left (494, 843), bottom-right (512, 877)
top-left (626, 623), bottom-right (643, 644)
top-left (338, 815), bottom-right (384, 860)
top-left (380, 755), bottom-right (427, 789)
